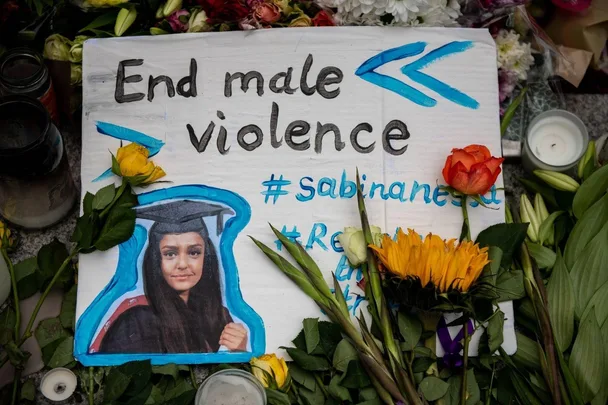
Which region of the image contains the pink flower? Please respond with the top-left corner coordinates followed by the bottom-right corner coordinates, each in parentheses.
top-left (167, 9), bottom-right (190, 32)
top-left (253, 2), bottom-right (281, 23)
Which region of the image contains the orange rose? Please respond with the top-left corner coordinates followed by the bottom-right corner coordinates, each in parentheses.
top-left (442, 145), bottom-right (504, 195)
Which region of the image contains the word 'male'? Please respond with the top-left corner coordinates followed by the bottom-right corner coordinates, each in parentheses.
top-left (113, 55), bottom-right (412, 156)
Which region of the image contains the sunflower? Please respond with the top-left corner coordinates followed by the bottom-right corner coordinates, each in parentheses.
top-left (370, 229), bottom-right (490, 294)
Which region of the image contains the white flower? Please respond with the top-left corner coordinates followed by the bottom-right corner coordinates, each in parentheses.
top-left (495, 29), bottom-right (534, 80)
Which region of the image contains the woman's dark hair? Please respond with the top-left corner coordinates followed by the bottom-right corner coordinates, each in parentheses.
top-left (143, 225), bottom-right (227, 353)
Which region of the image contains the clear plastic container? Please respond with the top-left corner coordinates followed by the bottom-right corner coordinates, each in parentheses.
top-left (195, 369), bottom-right (267, 405)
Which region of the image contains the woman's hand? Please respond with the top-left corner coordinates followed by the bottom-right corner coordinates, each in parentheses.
top-left (219, 323), bottom-right (248, 352)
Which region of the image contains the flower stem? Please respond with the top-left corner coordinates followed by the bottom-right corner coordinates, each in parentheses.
top-left (189, 366), bottom-right (199, 390)
top-left (2, 249), bottom-right (20, 341)
top-left (460, 319), bottom-right (470, 405)
top-left (19, 250), bottom-right (78, 345)
top-left (88, 367), bottom-right (94, 405)
top-left (11, 369), bottom-right (21, 405)
top-left (460, 196), bottom-right (471, 242)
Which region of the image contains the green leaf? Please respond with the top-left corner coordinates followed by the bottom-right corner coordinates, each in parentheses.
top-left (14, 257), bottom-right (40, 299)
top-left (288, 363), bottom-right (316, 392)
top-left (60, 285), bottom-right (77, 331)
top-left (151, 364), bottom-right (180, 380)
top-left (119, 360), bottom-right (153, 397)
top-left (332, 339), bottom-right (358, 372)
top-left (547, 252), bottom-right (575, 351)
top-left (297, 379), bottom-right (325, 405)
top-left (476, 223), bottom-right (528, 267)
top-left (512, 332), bottom-right (541, 371)
top-left (591, 322), bottom-right (608, 405)
top-left (105, 369), bottom-right (131, 401)
top-left (573, 164), bottom-right (608, 218)
top-left (284, 347), bottom-right (330, 371)
top-left (481, 246), bottom-right (502, 286)
top-left (79, 10), bottom-right (120, 33)
top-left (303, 318), bottom-right (320, 354)
top-left (341, 360), bottom-right (370, 389)
top-left (115, 184), bottom-right (139, 209)
top-left (37, 239), bottom-right (70, 287)
top-left (265, 388), bottom-right (291, 405)
top-left (270, 224), bottom-right (333, 301)
top-left (569, 308), bottom-right (604, 402)
top-left (486, 310), bottom-right (504, 352)
top-left (570, 221), bottom-right (608, 317)
top-left (83, 192), bottom-right (95, 215)
top-left (501, 86), bottom-right (527, 135)
top-left (525, 241), bottom-right (556, 269)
top-left (510, 371), bottom-right (544, 405)
top-left (20, 379), bottom-right (35, 401)
top-left (413, 357), bottom-right (435, 373)
top-left (251, 237), bottom-right (325, 305)
top-left (5, 340), bottom-right (30, 366)
top-left (538, 211), bottom-right (564, 246)
top-left (359, 387), bottom-right (379, 401)
top-left (48, 336), bottom-right (74, 368)
top-left (397, 311), bottom-right (422, 351)
top-left (316, 321), bottom-right (342, 358)
top-left (565, 193), bottom-right (608, 269)
top-left (419, 376), bottom-right (449, 401)
top-left (355, 400), bottom-right (382, 405)
top-left (292, 330), bottom-right (306, 351)
top-left (92, 184), bottom-right (116, 211)
top-left (328, 375), bottom-right (351, 402)
top-left (35, 317), bottom-right (69, 348)
top-left (94, 206), bottom-right (136, 251)
top-left (495, 269), bottom-right (526, 301)
top-left (71, 213), bottom-right (99, 250)
top-left (581, 281), bottom-right (608, 331)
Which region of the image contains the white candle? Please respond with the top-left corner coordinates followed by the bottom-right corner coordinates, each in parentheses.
top-left (196, 369), bottom-right (266, 405)
top-left (40, 368), bottom-right (77, 401)
top-left (523, 110), bottom-right (588, 173)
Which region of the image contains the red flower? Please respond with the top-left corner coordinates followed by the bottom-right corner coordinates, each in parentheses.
top-left (198, 0), bottom-right (249, 23)
top-left (442, 145), bottom-right (504, 195)
top-left (312, 10), bottom-right (335, 26)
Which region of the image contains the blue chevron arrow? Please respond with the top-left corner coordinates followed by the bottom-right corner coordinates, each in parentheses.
top-left (355, 41), bottom-right (479, 110)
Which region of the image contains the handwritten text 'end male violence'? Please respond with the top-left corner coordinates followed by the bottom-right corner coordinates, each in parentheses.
top-left (113, 55), bottom-right (411, 156)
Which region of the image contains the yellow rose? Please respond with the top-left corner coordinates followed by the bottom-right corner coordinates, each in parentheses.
top-left (288, 15), bottom-right (312, 27)
top-left (0, 221), bottom-right (15, 251)
top-left (115, 143), bottom-right (166, 185)
top-left (250, 354), bottom-right (289, 389)
top-left (272, 0), bottom-right (292, 13)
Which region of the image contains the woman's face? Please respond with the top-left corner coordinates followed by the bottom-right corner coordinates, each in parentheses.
top-left (159, 232), bottom-right (205, 293)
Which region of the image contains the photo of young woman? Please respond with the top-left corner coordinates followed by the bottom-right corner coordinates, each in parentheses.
top-left (98, 200), bottom-right (249, 354)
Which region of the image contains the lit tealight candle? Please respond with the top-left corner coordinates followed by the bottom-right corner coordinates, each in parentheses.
top-left (40, 368), bottom-right (77, 402)
top-left (523, 110), bottom-right (589, 173)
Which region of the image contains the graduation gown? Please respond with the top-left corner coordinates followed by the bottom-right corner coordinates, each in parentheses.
top-left (99, 305), bottom-right (233, 353)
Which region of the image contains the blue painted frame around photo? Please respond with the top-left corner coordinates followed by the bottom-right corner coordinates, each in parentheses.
top-left (74, 184), bottom-right (266, 366)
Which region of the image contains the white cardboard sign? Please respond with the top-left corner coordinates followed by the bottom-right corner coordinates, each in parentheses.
top-left (76, 27), bottom-right (506, 366)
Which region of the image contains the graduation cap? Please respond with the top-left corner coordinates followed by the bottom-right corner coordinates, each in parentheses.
top-left (136, 200), bottom-right (234, 236)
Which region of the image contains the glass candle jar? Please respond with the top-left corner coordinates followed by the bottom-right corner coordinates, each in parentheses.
top-left (195, 369), bottom-right (267, 405)
top-left (0, 48), bottom-right (59, 123)
top-left (522, 110), bottom-right (589, 174)
top-left (0, 96), bottom-right (76, 229)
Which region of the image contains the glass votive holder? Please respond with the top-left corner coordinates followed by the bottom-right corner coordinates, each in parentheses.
top-left (195, 369), bottom-right (267, 405)
top-left (0, 95), bottom-right (76, 229)
top-left (522, 109), bottom-right (589, 174)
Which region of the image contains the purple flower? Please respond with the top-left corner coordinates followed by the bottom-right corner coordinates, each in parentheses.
top-left (167, 9), bottom-right (190, 32)
top-left (498, 69), bottom-right (518, 103)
